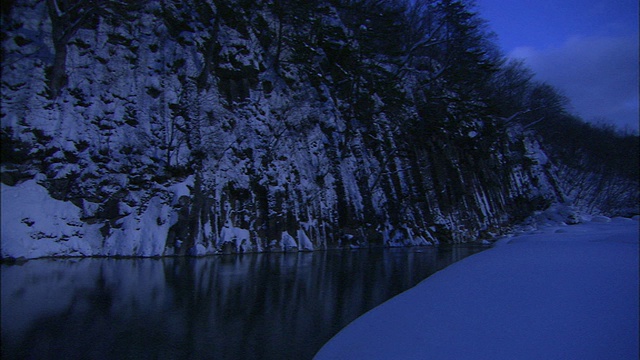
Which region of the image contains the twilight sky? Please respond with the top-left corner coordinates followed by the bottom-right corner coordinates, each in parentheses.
top-left (475, 0), bottom-right (639, 132)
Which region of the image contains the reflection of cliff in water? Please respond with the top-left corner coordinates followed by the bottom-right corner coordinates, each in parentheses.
top-left (1, 245), bottom-right (487, 359)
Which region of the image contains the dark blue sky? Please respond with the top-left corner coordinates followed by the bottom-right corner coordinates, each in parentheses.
top-left (475, 0), bottom-right (639, 132)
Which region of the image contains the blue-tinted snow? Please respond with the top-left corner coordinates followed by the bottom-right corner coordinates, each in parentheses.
top-left (315, 218), bottom-right (639, 360)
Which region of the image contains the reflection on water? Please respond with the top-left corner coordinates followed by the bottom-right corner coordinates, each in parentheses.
top-left (1, 245), bottom-right (486, 359)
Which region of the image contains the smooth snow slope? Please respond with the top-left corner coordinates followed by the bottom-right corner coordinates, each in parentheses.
top-left (315, 218), bottom-right (639, 360)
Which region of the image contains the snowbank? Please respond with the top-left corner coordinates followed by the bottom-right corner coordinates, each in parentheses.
top-left (1, 178), bottom-right (179, 259)
top-left (315, 219), bottom-right (639, 360)
top-left (1, 179), bottom-right (102, 259)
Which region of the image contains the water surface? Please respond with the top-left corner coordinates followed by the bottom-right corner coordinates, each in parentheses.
top-left (1, 245), bottom-right (487, 359)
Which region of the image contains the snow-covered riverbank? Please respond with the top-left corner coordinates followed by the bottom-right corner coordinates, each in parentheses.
top-left (315, 218), bottom-right (639, 359)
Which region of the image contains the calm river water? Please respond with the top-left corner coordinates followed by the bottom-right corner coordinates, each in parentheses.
top-left (1, 245), bottom-right (487, 359)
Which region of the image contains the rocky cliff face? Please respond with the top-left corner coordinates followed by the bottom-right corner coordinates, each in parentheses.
top-left (1, 0), bottom-right (568, 259)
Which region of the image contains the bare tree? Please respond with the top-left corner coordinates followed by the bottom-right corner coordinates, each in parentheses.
top-left (45, 0), bottom-right (146, 97)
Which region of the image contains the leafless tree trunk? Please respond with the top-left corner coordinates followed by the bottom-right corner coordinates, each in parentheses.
top-left (46, 0), bottom-right (99, 97)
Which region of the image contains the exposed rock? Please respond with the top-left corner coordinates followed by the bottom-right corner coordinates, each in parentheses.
top-left (0, 0), bottom-right (636, 259)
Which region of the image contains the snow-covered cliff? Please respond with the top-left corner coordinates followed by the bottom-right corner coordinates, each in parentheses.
top-left (2, 0), bottom-right (621, 259)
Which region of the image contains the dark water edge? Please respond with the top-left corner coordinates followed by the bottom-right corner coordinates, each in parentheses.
top-left (1, 245), bottom-right (488, 360)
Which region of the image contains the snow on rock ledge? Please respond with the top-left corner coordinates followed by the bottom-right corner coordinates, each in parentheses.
top-left (101, 196), bottom-right (175, 257)
top-left (1, 180), bottom-right (101, 259)
top-left (1, 179), bottom-right (176, 260)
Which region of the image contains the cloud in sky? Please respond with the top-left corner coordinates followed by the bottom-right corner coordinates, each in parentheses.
top-left (510, 35), bottom-right (639, 132)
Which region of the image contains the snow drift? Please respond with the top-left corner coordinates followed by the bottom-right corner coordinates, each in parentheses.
top-left (314, 218), bottom-right (640, 359)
